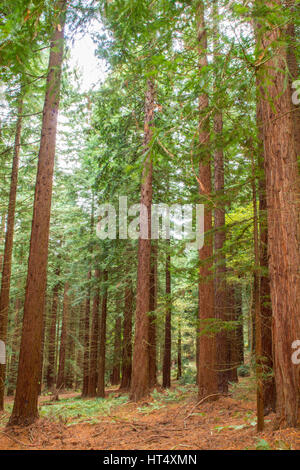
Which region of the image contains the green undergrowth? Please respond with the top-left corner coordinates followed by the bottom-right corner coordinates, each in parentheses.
top-left (137, 385), bottom-right (197, 415)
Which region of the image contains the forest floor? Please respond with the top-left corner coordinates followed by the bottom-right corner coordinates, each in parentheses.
top-left (0, 378), bottom-right (299, 451)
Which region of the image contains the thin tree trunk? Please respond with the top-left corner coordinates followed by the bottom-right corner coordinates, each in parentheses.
top-left (110, 315), bottom-right (122, 386)
top-left (130, 79), bottom-right (155, 402)
top-left (177, 318), bottom-right (182, 380)
top-left (46, 268), bottom-right (60, 389)
top-left (213, 0), bottom-right (228, 395)
top-left (120, 280), bottom-right (133, 390)
top-left (148, 242), bottom-right (157, 388)
top-left (6, 295), bottom-right (22, 396)
top-left (257, 0), bottom-right (300, 427)
top-left (251, 152), bottom-right (264, 431)
top-left (256, 92), bottom-right (276, 414)
top-left (56, 283), bottom-right (69, 391)
top-left (88, 269), bottom-right (100, 397)
top-left (0, 95), bottom-right (23, 410)
top-left (197, 0), bottom-right (217, 400)
top-left (163, 246), bottom-right (171, 388)
top-left (97, 271), bottom-right (108, 398)
top-left (82, 270), bottom-right (91, 397)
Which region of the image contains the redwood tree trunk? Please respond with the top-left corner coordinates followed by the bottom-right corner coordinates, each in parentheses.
top-left (163, 247), bottom-right (171, 388)
top-left (257, 0), bottom-right (300, 427)
top-left (46, 269), bottom-right (60, 389)
top-left (130, 79), bottom-right (155, 402)
top-left (148, 242), bottom-right (157, 388)
top-left (197, 0), bottom-right (217, 400)
top-left (82, 270), bottom-right (91, 397)
top-left (177, 318), bottom-right (182, 380)
top-left (97, 271), bottom-right (108, 398)
top-left (0, 95), bottom-right (23, 410)
top-left (110, 315), bottom-right (122, 386)
top-left (56, 283), bottom-right (69, 391)
top-left (120, 281), bottom-right (133, 390)
top-left (88, 269), bottom-right (100, 397)
top-left (9, 1), bottom-right (66, 426)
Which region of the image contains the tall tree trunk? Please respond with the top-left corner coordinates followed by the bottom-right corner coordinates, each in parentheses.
top-left (9, 1), bottom-right (66, 426)
top-left (82, 270), bottom-right (91, 397)
top-left (120, 280), bottom-right (133, 390)
top-left (213, 0), bottom-right (228, 395)
top-left (46, 268), bottom-right (60, 389)
top-left (56, 283), bottom-right (69, 391)
top-left (97, 271), bottom-right (108, 398)
top-left (6, 295), bottom-right (22, 396)
top-left (0, 95), bottom-right (23, 410)
top-left (177, 318), bottom-right (182, 380)
top-left (286, 0), bottom-right (300, 157)
top-left (256, 0), bottom-right (300, 428)
top-left (256, 91), bottom-right (276, 414)
top-left (251, 152), bottom-right (264, 431)
top-left (149, 242), bottom-right (157, 388)
top-left (130, 79), bottom-right (155, 402)
top-left (197, 0), bottom-right (217, 400)
top-left (110, 315), bottom-right (122, 386)
top-left (88, 269), bottom-right (100, 397)
top-left (163, 246), bottom-right (171, 388)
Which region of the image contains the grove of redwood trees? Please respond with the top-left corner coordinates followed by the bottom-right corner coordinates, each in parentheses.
top-left (0, 0), bottom-right (298, 436)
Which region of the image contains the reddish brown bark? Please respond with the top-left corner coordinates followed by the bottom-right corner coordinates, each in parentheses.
top-left (87, 269), bottom-right (100, 397)
top-left (163, 247), bottom-right (172, 388)
top-left (56, 283), bottom-right (69, 391)
top-left (82, 270), bottom-right (91, 397)
top-left (110, 315), bottom-right (122, 386)
top-left (6, 295), bottom-right (22, 396)
top-left (256, 93), bottom-right (276, 414)
top-left (46, 269), bottom-right (60, 389)
top-left (8, 2), bottom-right (66, 426)
top-left (148, 242), bottom-right (157, 388)
top-left (257, 0), bottom-right (300, 427)
top-left (177, 318), bottom-right (182, 380)
top-left (0, 96), bottom-right (23, 410)
top-left (197, 1), bottom-right (217, 400)
top-left (120, 281), bottom-right (133, 390)
top-left (97, 271), bottom-right (108, 398)
top-left (130, 79), bottom-right (155, 402)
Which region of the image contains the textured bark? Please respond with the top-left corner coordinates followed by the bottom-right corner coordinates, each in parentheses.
top-left (65, 302), bottom-right (75, 389)
top-left (9, 2), bottom-right (66, 426)
top-left (110, 315), bottom-right (122, 386)
top-left (6, 295), bottom-right (22, 396)
top-left (82, 270), bottom-right (91, 397)
top-left (120, 281), bottom-right (133, 390)
top-left (227, 281), bottom-right (238, 384)
top-left (0, 96), bottom-right (23, 410)
top-left (251, 154), bottom-right (264, 431)
top-left (163, 246), bottom-right (171, 388)
top-left (88, 269), bottom-right (100, 397)
top-left (97, 271), bottom-right (108, 398)
top-left (286, 1), bottom-right (300, 157)
top-left (46, 269), bottom-right (60, 389)
top-left (148, 242), bottom-right (158, 388)
top-left (256, 94), bottom-right (276, 414)
top-left (177, 318), bottom-right (182, 380)
top-left (56, 283), bottom-right (69, 391)
top-left (257, 0), bottom-right (300, 427)
top-left (197, 1), bottom-right (218, 400)
top-left (130, 79), bottom-right (155, 402)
